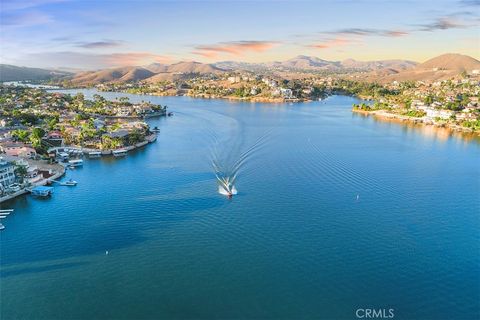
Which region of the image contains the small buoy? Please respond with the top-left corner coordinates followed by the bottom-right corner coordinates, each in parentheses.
top-left (105, 251), bottom-right (109, 255)
top-left (356, 194), bottom-right (360, 200)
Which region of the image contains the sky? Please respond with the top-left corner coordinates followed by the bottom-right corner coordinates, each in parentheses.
top-left (0, 0), bottom-right (479, 69)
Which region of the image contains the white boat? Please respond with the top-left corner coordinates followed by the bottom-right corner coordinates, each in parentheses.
top-left (88, 151), bottom-right (102, 158)
top-left (218, 184), bottom-right (238, 198)
top-left (8, 183), bottom-right (21, 192)
top-left (0, 224), bottom-right (4, 230)
top-left (61, 179), bottom-right (78, 186)
top-left (57, 152), bottom-right (69, 161)
top-left (0, 209), bottom-right (14, 213)
top-left (68, 159), bottom-right (84, 167)
top-left (112, 149), bottom-right (127, 157)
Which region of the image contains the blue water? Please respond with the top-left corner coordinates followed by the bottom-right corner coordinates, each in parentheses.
top-left (1, 92), bottom-right (479, 319)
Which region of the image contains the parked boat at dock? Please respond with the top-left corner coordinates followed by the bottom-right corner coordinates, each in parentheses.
top-left (62, 179), bottom-right (78, 186)
top-left (88, 151), bottom-right (102, 158)
top-left (112, 149), bottom-right (128, 157)
top-left (68, 159), bottom-right (84, 167)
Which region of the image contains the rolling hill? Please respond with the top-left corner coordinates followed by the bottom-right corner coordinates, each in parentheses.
top-left (0, 64), bottom-right (72, 81)
top-left (70, 67), bottom-right (155, 84)
top-left (69, 62), bottom-right (224, 84)
top-left (377, 53), bottom-right (480, 82)
top-left (11, 53), bottom-right (476, 86)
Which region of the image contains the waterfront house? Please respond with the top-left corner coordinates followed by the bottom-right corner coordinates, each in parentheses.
top-left (0, 158), bottom-right (16, 194)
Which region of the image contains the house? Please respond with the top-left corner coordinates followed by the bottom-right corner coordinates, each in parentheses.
top-left (280, 88), bottom-right (293, 99)
top-left (116, 106), bottom-right (133, 117)
top-left (0, 158), bottom-right (16, 192)
top-left (0, 143), bottom-right (37, 158)
top-left (228, 76), bottom-right (241, 84)
top-left (93, 118), bottom-right (106, 129)
top-left (42, 131), bottom-right (64, 147)
top-left (106, 129), bottom-right (130, 139)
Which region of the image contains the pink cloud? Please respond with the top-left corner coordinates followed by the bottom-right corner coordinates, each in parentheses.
top-left (308, 38), bottom-right (351, 49)
top-left (104, 52), bottom-right (172, 66)
top-left (193, 41), bottom-right (278, 58)
top-left (385, 30), bottom-right (409, 37)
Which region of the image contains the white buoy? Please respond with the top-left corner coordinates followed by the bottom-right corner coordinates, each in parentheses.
top-left (105, 250), bottom-right (109, 255)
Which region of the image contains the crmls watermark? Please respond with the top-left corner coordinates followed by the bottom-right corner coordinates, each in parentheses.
top-left (355, 308), bottom-right (395, 319)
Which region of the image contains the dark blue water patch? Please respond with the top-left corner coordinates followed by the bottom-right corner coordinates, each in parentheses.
top-left (1, 262), bottom-right (89, 278)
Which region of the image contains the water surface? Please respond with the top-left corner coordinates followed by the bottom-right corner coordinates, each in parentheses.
top-left (1, 92), bottom-right (479, 319)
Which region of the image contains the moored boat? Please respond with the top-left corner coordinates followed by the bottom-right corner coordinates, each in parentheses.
top-left (112, 149), bottom-right (127, 157)
top-left (62, 179), bottom-right (78, 186)
top-left (68, 159), bottom-right (84, 167)
top-left (88, 151), bottom-right (102, 158)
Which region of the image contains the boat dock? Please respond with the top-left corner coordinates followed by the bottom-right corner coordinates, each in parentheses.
top-left (0, 209), bottom-right (14, 231)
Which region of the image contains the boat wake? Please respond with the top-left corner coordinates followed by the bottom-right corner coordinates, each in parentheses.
top-left (211, 130), bottom-right (271, 198)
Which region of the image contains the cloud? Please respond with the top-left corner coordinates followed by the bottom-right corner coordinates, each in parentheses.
top-left (13, 51), bottom-right (172, 69)
top-left (193, 40), bottom-right (278, 58)
top-left (459, 0), bottom-right (480, 6)
top-left (418, 17), bottom-right (466, 31)
top-left (307, 38), bottom-right (353, 49)
top-left (323, 28), bottom-right (409, 37)
top-left (76, 40), bottom-right (124, 49)
top-left (104, 52), bottom-right (171, 66)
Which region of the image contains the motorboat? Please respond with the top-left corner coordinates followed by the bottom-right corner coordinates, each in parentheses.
top-left (61, 179), bottom-right (78, 186)
top-left (68, 159), bottom-right (83, 167)
top-left (88, 151), bottom-right (102, 158)
top-left (8, 183), bottom-right (22, 192)
top-left (112, 149), bottom-right (128, 157)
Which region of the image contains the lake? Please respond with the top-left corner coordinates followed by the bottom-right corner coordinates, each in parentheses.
top-left (1, 91), bottom-right (479, 319)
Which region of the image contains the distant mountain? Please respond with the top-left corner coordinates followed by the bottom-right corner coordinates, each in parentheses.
top-left (69, 62), bottom-right (224, 84)
top-left (144, 63), bottom-right (169, 73)
top-left (216, 56), bottom-right (417, 73)
top-left (166, 61), bottom-right (224, 74)
top-left (70, 67), bottom-right (155, 84)
top-left (416, 53), bottom-right (480, 71)
top-left (272, 55), bottom-right (340, 70)
top-left (0, 64), bottom-right (72, 81)
top-left (340, 59), bottom-right (417, 72)
top-left (25, 53), bottom-right (476, 86)
top-left (377, 53), bottom-right (480, 82)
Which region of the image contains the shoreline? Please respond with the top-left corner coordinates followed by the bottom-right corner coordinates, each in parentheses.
top-left (0, 134), bottom-right (157, 204)
top-left (0, 162), bottom-right (65, 204)
top-left (352, 109), bottom-right (479, 136)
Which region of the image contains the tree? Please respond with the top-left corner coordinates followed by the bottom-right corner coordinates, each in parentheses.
top-left (12, 129), bottom-right (30, 142)
top-left (30, 127), bottom-right (46, 148)
top-left (14, 165), bottom-right (28, 184)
